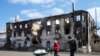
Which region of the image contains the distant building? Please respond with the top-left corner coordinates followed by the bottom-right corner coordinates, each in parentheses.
top-left (91, 34), bottom-right (100, 52)
top-left (0, 29), bottom-right (6, 48)
top-left (6, 10), bottom-right (96, 52)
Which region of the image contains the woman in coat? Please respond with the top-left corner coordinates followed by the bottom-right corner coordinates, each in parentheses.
top-left (54, 40), bottom-right (60, 56)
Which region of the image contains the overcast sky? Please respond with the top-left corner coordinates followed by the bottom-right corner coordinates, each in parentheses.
top-left (0, 0), bottom-right (100, 35)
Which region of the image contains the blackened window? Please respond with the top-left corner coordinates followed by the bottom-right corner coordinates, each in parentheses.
top-left (20, 25), bottom-right (22, 29)
top-left (13, 41), bottom-right (16, 44)
top-left (76, 15), bottom-right (80, 21)
top-left (47, 30), bottom-right (51, 35)
top-left (46, 41), bottom-right (51, 50)
top-left (24, 31), bottom-right (27, 36)
top-left (46, 20), bottom-right (51, 35)
top-left (64, 18), bottom-right (70, 34)
top-left (82, 40), bottom-right (86, 46)
top-left (55, 19), bottom-right (60, 24)
top-left (14, 32), bottom-right (16, 37)
top-left (65, 18), bottom-right (69, 23)
top-left (47, 20), bottom-right (51, 26)
top-left (14, 25), bottom-right (16, 29)
top-left (83, 27), bottom-right (85, 34)
top-left (78, 40), bottom-right (82, 48)
top-left (55, 30), bottom-right (60, 34)
top-left (55, 19), bottom-right (60, 34)
top-left (64, 27), bottom-right (70, 34)
top-left (18, 31), bottom-right (21, 37)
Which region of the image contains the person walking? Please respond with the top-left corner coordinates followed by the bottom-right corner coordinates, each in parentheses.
top-left (68, 36), bottom-right (77, 56)
top-left (54, 40), bottom-right (60, 56)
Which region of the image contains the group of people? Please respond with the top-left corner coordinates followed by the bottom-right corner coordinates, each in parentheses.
top-left (53, 36), bottom-right (77, 56)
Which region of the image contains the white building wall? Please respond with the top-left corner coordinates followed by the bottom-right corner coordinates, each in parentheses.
top-left (10, 31), bottom-right (32, 49)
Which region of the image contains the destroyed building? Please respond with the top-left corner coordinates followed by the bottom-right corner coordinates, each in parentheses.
top-left (6, 10), bottom-right (96, 52)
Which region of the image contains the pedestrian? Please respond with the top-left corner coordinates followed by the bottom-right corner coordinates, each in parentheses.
top-left (54, 40), bottom-right (60, 56)
top-left (68, 36), bottom-right (77, 56)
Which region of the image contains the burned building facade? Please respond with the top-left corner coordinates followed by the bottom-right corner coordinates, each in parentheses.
top-left (6, 10), bottom-right (95, 52)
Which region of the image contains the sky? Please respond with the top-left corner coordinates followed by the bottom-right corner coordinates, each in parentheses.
top-left (0, 0), bottom-right (100, 35)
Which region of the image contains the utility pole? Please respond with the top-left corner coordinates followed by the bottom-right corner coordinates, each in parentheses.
top-left (72, 3), bottom-right (74, 14)
top-left (72, 2), bottom-right (79, 53)
top-left (72, 2), bottom-right (76, 39)
top-left (95, 8), bottom-right (97, 35)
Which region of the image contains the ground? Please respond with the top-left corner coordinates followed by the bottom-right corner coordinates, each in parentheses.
top-left (0, 50), bottom-right (100, 56)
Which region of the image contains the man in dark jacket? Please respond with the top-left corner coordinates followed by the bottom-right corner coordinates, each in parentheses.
top-left (68, 36), bottom-right (77, 56)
